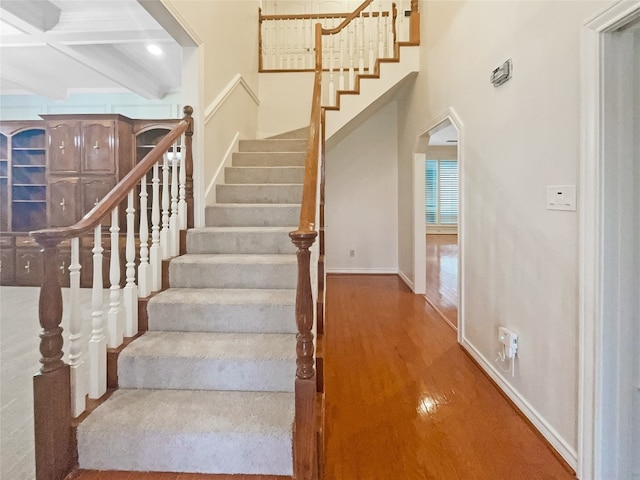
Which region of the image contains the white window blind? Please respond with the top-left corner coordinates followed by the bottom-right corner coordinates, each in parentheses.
top-left (425, 160), bottom-right (458, 225)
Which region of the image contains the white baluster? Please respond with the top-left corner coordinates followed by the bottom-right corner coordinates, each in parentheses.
top-left (124, 190), bottom-right (138, 337)
top-left (161, 152), bottom-right (170, 259)
top-left (68, 237), bottom-right (85, 417)
top-left (278, 21), bottom-right (284, 69)
top-left (328, 26), bottom-right (335, 106)
top-left (386, 5), bottom-right (394, 58)
top-left (138, 173), bottom-right (150, 298)
top-left (178, 146), bottom-right (187, 231)
top-left (89, 225), bottom-right (106, 399)
top-left (378, 1), bottom-right (385, 58)
top-left (150, 161), bottom-right (161, 291)
top-left (358, 14), bottom-right (365, 74)
top-left (348, 21), bottom-right (355, 89)
top-left (170, 148), bottom-right (180, 256)
top-left (368, 3), bottom-right (375, 73)
top-left (339, 27), bottom-right (346, 91)
top-left (107, 209), bottom-right (122, 349)
top-left (306, 18), bottom-right (313, 69)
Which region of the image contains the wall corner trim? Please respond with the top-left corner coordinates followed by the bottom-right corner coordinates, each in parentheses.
top-left (204, 74), bottom-right (260, 125)
top-left (398, 269), bottom-right (415, 292)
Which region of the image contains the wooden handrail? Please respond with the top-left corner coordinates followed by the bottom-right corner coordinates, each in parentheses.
top-left (31, 107), bottom-right (193, 245)
top-left (322, 0), bottom-right (373, 35)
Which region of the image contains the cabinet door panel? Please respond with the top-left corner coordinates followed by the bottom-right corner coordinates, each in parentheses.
top-left (0, 247), bottom-right (15, 285)
top-left (48, 178), bottom-right (80, 227)
top-left (15, 249), bottom-right (43, 286)
top-left (48, 121), bottom-right (80, 173)
top-left (82, 177), bottom-right (115, 226)
top-left (82, 121), bottom-right (115, 174)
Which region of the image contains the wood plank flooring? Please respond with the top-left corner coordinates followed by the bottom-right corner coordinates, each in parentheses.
top-left (323, 274), bottom-right (573, 480)
top-left (425, 233), bottom-right (458, 328)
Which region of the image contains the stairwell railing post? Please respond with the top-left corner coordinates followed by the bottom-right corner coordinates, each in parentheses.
top-left (183, 106), bottom-right (195, 229)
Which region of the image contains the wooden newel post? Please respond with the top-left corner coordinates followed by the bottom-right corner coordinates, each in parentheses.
top-left (409, 0), bottom-right (420, 44)
top-left (33, 239), bottom-right (74, 480)
top-left (183, 105), bottom-right (194, 229)
top-left (290, 230), bottom-right (318, 480)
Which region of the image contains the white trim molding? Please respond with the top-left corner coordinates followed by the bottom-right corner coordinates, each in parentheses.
top-left (204, 74), bottom-right (260, 125)
top-left (462, 338), bottom-right (579, 468)
top-left (205, 132), bottom-right (240, 205)
top-left (579, 2), bottom-right (640, 479)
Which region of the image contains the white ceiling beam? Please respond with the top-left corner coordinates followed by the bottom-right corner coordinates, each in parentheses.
top-left (0, 64), bottom-right (67, 100)
top-left (0, 29), bottom-right (173, 47)
top-left (50, 43), bottom-right (168, 100)
top-left (0, 0), bottom-right (60, 32)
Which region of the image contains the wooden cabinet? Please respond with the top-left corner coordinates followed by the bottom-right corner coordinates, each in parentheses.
top-left (0, 134), bottom-right (8, 232)
top-left (42, 114), bottom-right (134, 229)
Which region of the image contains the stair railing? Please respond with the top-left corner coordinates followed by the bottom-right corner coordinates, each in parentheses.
top-left (259, 0), bottom-right (419, 106)
top-left (289, 1), bottom-right (384, 478)
top-left (30, 106), bottom-right (194, 480)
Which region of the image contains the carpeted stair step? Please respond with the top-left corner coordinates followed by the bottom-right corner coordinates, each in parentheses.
top-left (225, 166), bottom-right (305, 184)
top-left (205, 204), bottom-right (300, 227)
top-left (77, 389), bottom-right (294, 475)
top-left (216, 184), bottom-right (302, 204)
top-left (169, 254), bottom-right (297, 289)
top-left (239, 138), bottom-right (307, 152)
top-left (232, 151), bottom-right (306, 167)
top-left (267, 127), bottom-right (309, 139)
top-left (187, 227), bottom-right (296, 254)
top-left (147, 288), bottom-right (296, 334)
top-left (118, 331), bottom-right (296, 391)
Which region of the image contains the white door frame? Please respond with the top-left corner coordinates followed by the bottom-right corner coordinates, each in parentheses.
top-left (413, 108), bottom-right (465, 343)
top-left (579, 2), bottom-right (640, 479)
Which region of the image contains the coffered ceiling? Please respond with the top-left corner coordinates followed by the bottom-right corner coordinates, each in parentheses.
top-left (0, 0), bottom-right (188, 100)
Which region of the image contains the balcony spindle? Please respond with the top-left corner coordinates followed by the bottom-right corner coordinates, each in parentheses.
top-left (339, 28), bottom-right (346, 90)
top-left (368, 3), bottom-right (375, 73)
top-left (122, 191), bottom-right (137, 337)
top-left (358, 14), bottom-right (365, 74)
top-left (138, 174), bottom-right (150, 298)
top-left (348, 21), bottom-right (355, 89)
top-left (89, 225), bottom-right (106, 399)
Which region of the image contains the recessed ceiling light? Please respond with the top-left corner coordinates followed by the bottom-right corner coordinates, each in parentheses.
top-left (147, 44), bottom-right (164, 56)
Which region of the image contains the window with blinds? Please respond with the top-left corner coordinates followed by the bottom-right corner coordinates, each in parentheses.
top-left (425, 160), bottom-right (458, 225)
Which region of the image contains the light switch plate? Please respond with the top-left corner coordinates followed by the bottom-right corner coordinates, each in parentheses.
top-left (547, 185), bottom-right (576, 211)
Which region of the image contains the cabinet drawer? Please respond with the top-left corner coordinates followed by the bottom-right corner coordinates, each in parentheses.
top-left (82, 121), bottom-right (115, 174)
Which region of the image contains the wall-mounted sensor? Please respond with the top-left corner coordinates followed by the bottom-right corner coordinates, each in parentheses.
top-left (490, 59), bottom-right (512, 87)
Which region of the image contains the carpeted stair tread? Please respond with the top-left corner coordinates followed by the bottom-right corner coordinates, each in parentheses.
top-left (147, 288), bottom-right (296, 334)
top-left (186, 226), bottom-right (296, 254)
top-left (216, 184), bottom-right (303, 204)
top-left (239, 139), bottom-right (307, 152)
top-left (225, 166), bottom-right (305, 184)
top-left (77, 389), bottom-right (294, 475)
top-left (232, 151), bottom-right (306, 167)
top-left (169, 254), bottom-right (297, 289)
top-left (118, 331), bottom-right (296, 391)
top-left (205, 204), bottom-right (300, 227)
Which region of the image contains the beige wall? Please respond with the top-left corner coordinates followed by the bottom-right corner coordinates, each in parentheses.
top-left (326, 100), bottom-right (398, 273)
top-left (166, 0), bottom-right (261, 217)
top-left (396, 0), bottom-right (613, 466)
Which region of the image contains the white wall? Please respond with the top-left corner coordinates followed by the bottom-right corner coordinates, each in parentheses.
top-left (258, 72), bottom-right (313, 137)
top-left (396, 0), bottom-right (613, 468)
top-left (167, 0), bottom-right (260, 211)
top-left (326, 99), bottom-right (398, 273)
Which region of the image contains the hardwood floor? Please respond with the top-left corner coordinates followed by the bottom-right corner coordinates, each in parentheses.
top-left (323, 274), bottom-right (573, 480)
top-left (425, 233), bottom-right (458, 328)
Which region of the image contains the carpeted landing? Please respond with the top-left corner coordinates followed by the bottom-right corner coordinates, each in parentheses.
top-left (77, 137), bottom-right (305, 476)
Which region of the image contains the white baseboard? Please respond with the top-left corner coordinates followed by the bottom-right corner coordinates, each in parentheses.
top-left (326, 267), bottom-right (398, 275)
top-left (205, 132), bottom-right (240, 205)
top-left (398, 269), bottom-right (415, 291)
top-left (461, 337), bottom-right (578, 469)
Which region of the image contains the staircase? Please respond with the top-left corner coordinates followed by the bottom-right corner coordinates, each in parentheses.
top-left (76, 136), bottom-right (306, 476)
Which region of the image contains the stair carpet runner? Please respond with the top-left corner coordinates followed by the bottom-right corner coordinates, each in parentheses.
top-left (77, 135), bottom-right (307, 476)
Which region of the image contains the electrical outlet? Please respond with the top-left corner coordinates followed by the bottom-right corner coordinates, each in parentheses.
top-left (498, 327), bottom-right (518, 359)
top-left (349, 250), bottom-right (355, 257)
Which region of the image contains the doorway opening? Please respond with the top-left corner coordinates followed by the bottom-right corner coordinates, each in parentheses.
top-left (413, 111), bottom-right (463, 340)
